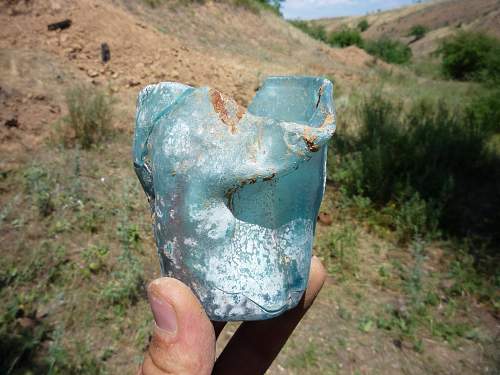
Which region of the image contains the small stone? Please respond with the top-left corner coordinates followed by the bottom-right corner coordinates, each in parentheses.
top-left (70, 44), bottom-right (82, 53)
top-left (36, 305), bottom-right (50, 320)
top-left (87, 70), bottom-right (99, 78)
top-left (128, 79), bottom-right (141, 87)
top-left (393, 298), bottom-right (409, 319)
top-left (49, 105), bottom-right (60, 114)
top-left (34, 94), bottom-right (46, 101)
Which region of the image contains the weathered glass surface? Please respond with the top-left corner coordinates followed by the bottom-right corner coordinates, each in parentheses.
top-left (133, 76), bottom-right (336, 321)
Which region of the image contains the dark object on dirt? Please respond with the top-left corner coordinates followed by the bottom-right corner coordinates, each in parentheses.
top-left (393, 339), bottom-right (402, 349)
top-left (318, 212), bottom-right (333, 225)
top-left (47, 19), bottom-right (72, 31)
top-left (4, 117), bottom-right (18, 128)
top-left (101, 43), bottom-right (110, 63)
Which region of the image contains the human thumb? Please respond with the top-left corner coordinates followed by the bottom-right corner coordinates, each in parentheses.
top-left (138, 278), bottom-right (216, 375)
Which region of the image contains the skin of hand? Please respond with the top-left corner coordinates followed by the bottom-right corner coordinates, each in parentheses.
top-left (137, 256), bottom-right (327, 375)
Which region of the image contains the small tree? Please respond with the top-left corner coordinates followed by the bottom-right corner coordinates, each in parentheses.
top-left (357, 19), bottom-right (369, 32)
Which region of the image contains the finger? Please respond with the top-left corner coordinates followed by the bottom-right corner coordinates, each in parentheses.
top-left (213, 256), bottom-right (327, 375)
top-left (140, 278), bottom-right (216, 375)
top-left (212, 321), bottom-right (227, 339)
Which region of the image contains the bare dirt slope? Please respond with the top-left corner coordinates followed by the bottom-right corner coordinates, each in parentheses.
top-left (313, 0), bottom-right (500, 56)
top-left (0, 0), bottom-right (380, 166)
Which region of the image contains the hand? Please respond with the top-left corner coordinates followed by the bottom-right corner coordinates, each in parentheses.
top-left (137, 256), bottom-right (327, 375)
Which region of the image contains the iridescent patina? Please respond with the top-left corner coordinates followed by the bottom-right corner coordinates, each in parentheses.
top-left (133, 76), bottom-right (336, 321)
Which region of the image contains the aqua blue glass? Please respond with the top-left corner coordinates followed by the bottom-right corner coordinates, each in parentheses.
top-left (133, 76), bottom-right (336, 321)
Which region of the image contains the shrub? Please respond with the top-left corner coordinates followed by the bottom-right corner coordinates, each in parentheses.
top-left (329, 92), bottom-right (500, 247)
top-left (328, 27), bottom-right (363, 48)
top-left (289, 20), bottom-right (327, 42)
top-left (437, 31), bottom-right (500, 82)
top-left (467, 88), bottom-right (500, 134)
top-left (364, 38), bottom-right (412, 64)
top-left (64, 86), bottom-right (113, 149)
top-left (357, 19), bottom-right (369, 32)
top-left (408, 25), bottom-right (428, 40)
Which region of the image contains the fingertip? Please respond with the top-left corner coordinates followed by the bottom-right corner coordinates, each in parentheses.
top-left (311, 256), bottom-right (327, 286)
top-left (303, 256), bottom-right (327, 308)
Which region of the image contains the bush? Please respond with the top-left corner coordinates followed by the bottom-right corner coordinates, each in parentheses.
top-left (329, 92), bottom-right (500, 247)
top-left (364, 38), bottom-right (412, 64)
top-left (408, 25), bottom-right (428, 40)
top-left (64, 86), bottom-right (113, 149)
top-left (357, 19), bottom-right (369, 32)
top-left (289, 20), bottom-right (327, 42)
top-left (438, 31), bottom-right (500, 82)
top-left (328, 27), bottom-right (363, 48)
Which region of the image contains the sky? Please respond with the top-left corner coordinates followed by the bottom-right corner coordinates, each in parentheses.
top-left (281, 0), bottom-right (422, 20)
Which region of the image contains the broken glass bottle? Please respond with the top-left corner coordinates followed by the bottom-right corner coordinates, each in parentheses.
top-left (133, 76), bottom-right (336, 321)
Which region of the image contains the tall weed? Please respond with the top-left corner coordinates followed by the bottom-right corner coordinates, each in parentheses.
top-left (64, 86), bottom-right (113, 149)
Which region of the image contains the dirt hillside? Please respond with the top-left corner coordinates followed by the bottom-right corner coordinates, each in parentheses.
top-left (0, 0), bottom-right (381, 166)
top-left (313, 0), bottom-right (500, 56)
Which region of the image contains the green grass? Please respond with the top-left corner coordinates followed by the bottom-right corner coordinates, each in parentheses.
top-left (317, 224), bottom-right (359, 280)
top-left (0, 142), bottom-right (151, 374)
top-left (287, 342), bottom-right (319, 370)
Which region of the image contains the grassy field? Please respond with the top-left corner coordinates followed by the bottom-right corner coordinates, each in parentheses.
top-left (1, 1), bottom-right (499, 374)
top-left (2, 66), bottom-right (498, 374)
